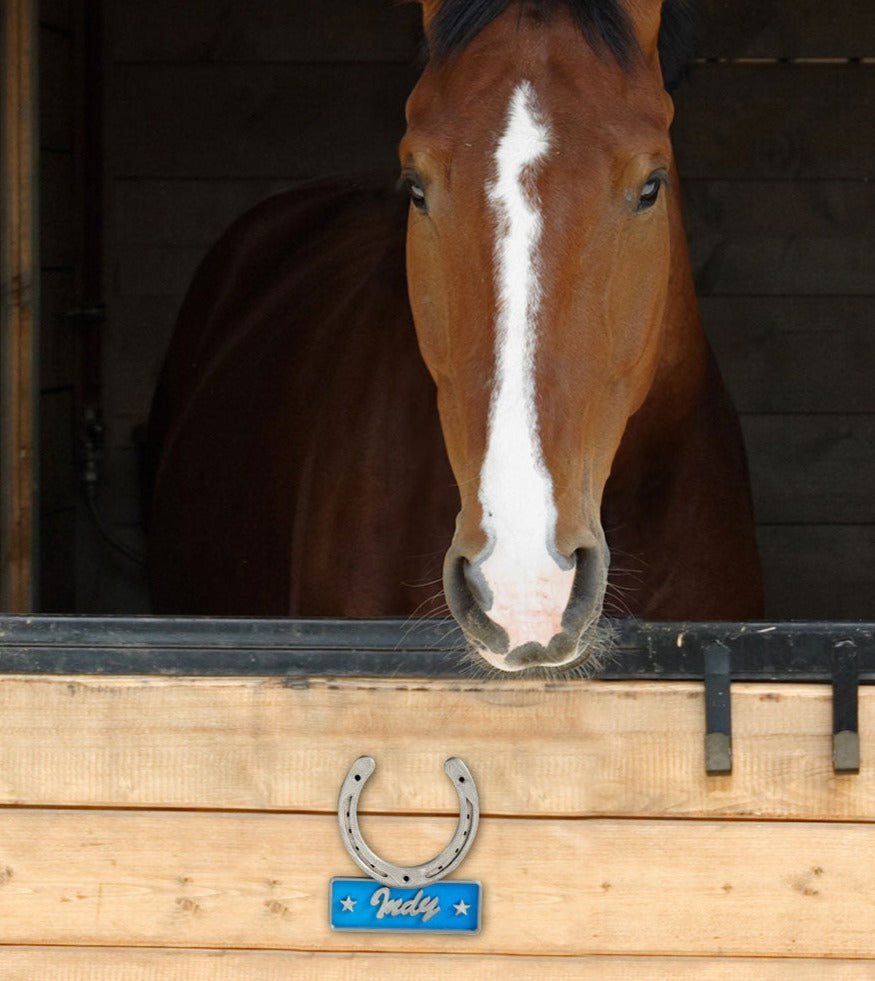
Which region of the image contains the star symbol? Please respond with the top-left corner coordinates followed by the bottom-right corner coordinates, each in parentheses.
top-left (340, 895), bottom-right (357, 912)
top-left (452, 899), bottom-right (470, 916)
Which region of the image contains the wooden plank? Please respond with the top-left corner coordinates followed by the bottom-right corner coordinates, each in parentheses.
top-left (743, 415), bottom-right (875, 524)
top-left (71, 446), bottom-right (149, 604)
top-left (683, 180), bottom-right (875, 240)
top-left (0, 809), bottom-right (874, 956)
top-left (38, 386), bottom-right (75, 513)
top-left (758, 525), bottom-right (875, 621)
top-left (38, 506), bottom-right (76, 612)
top-left (1, 676), bottom-right (874, 820)
top-left (39, 148), bottom-right (77, 267)
top-left (702, 297), bottom-right (875, 415)
top-left (108, 63), bottom-right (417, 179)
top-left (691, 236), bottom-right (875, 297)
top-left (103, 295), bottom-right (182, 442)
top-left (39, 0), bottom-right (71, 32)
top-left (114, 244), bottom-right (211, 298)
top-left (697, 0), bottom-right (875, 59)
top-left (0, 0), bottom-right (38, 613)
top-left (0, 947), bottom-right (873, 980)
top-left (683, 179), bottom-right (875, 295)
top-left (673, 65), bottom-right (875, 180)
top-left (39, 25), bottom-right (74, 150)
top-left (112, 178), bottom-right (296, 247)
top-left (40, 268), bottom-right (77, 390)
top-left (108, 0), bottom-right (423, 64)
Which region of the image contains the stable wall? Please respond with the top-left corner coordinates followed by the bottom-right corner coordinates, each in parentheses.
top-left (38, 0), bottom-right (82, 612)
top-left (678, 3), bottom-right (875, 619)
top-left (40, 0), bottom-right (875, 616)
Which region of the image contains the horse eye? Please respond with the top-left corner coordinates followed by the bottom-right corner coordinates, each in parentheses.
top-left (410, 184), bottom-right (427, 211)
top-left (637, 173), bottom-right (665, 212)
top-left (400, 174), bottom-right (428, 213)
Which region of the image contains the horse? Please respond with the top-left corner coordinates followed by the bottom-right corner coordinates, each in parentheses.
top-left (146, 0), bottom-right (763, 673)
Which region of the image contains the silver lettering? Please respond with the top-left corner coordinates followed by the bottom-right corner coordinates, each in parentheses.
top-left (370, 886), bottom-right (441, 923)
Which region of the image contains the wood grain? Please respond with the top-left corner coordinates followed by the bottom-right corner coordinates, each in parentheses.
top-left (702, 296), bottom-right (875, 415)
top-left (37, 2), bottom-right (82, 618)
top-left (673, 65), bottom-right (875, 180)
top-left (0, 675), bottom-right (873, 820)
top-left (683, 178), bottom-right (875, 297)
top-left (38, 25), bottom-right (75, 151)
top-left (108, 63), bottom-right (417, 180)
top-left (743, 415), bottom-right (875, 524)
top-left (0, 947), bottom-right (872, 980)
top-left (0, 0), bottom-right (38, 613)
top-left (38, 507), bottom-right (77, 613)
top-left (39, 149), bottom-right (76, 268)
top-left (39, 269), bottom-right (77, 390)
top-left (108, 0), bottom-right (423, 64)
top-left (114, 243), bottom-right (205, 298)
top-left (697, 0), bottom-right (875, 59)
top-left (38, 386), bottom-right (76, 513)
top-left (757, 526), bottom-right (875, 621)
top-left (39, 0), bottom-right (71, 32)
top-left (692, 235), bottom-right (875, 297)
top-left (112, 178), bottom-right (298, 248)
top-left (682, 180), bottom-right (875, 242)
top-left (102, 294), bottom-right (185, 446)
top-left (0, 809), bottom-right (873, 956)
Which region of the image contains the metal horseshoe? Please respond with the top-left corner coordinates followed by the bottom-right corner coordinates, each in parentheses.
top-left (337, 756), bottom-right (479, 889)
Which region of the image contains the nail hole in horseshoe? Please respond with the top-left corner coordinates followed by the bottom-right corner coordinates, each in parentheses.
top-left (339, 757), bottom-right (478, 889)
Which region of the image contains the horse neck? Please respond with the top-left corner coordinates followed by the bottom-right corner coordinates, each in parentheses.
top-left (627, 163), bottom-right (710, 455)
top-left (604, 166), bottom-right (764, 618)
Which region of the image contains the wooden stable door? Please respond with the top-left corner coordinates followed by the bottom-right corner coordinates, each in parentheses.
top-left (0, 0), bottom-right (37, 612)
top-left (1, 0), bottom-right (100, 612)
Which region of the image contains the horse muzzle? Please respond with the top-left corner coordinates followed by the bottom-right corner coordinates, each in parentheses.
top-left (443, 537), bottom-right (610, 673)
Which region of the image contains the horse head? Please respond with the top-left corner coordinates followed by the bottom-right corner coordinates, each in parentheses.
top-left (401, 0), bottom-right (683, 671)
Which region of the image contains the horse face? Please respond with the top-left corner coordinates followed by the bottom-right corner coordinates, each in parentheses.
top-left (400, 3), bottom-right (675, 671)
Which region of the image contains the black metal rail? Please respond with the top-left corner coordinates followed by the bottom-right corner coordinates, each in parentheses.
top-left (0, 616), bottom-right (871, 682)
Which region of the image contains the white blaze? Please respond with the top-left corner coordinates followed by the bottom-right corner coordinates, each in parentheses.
top-left (477, 80), bottom-right (575, 655)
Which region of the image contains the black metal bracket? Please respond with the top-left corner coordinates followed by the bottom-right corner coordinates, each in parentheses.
top-left (704, 642), bottom-right (732, 775)
top-left (832, 640), bottom-right (860, 774)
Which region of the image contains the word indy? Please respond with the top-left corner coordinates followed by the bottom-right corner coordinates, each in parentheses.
top-left (329, 877), bottom-right (481, 933)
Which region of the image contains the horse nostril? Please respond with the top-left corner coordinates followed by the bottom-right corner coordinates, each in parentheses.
top-left (443, 551), bottom-right (509, 655)
top-left (561, 544), bottom-right (609, 634)
top-left (462, 558), bottom-right (493, 611)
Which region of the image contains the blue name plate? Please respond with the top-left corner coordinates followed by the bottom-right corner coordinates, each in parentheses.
top-left (330, 877), bottom-right (481, 933)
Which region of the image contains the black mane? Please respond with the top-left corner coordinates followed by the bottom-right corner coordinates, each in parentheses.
top-left (428, 0), bottom-right (697, 90)
top-left (656, 0), bottom-right (698, 90)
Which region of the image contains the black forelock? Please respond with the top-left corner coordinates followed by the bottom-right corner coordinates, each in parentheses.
top-left (427, 0), bottom-right (697, 91)
top-left (428, 0), bottom-right (634, 67)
